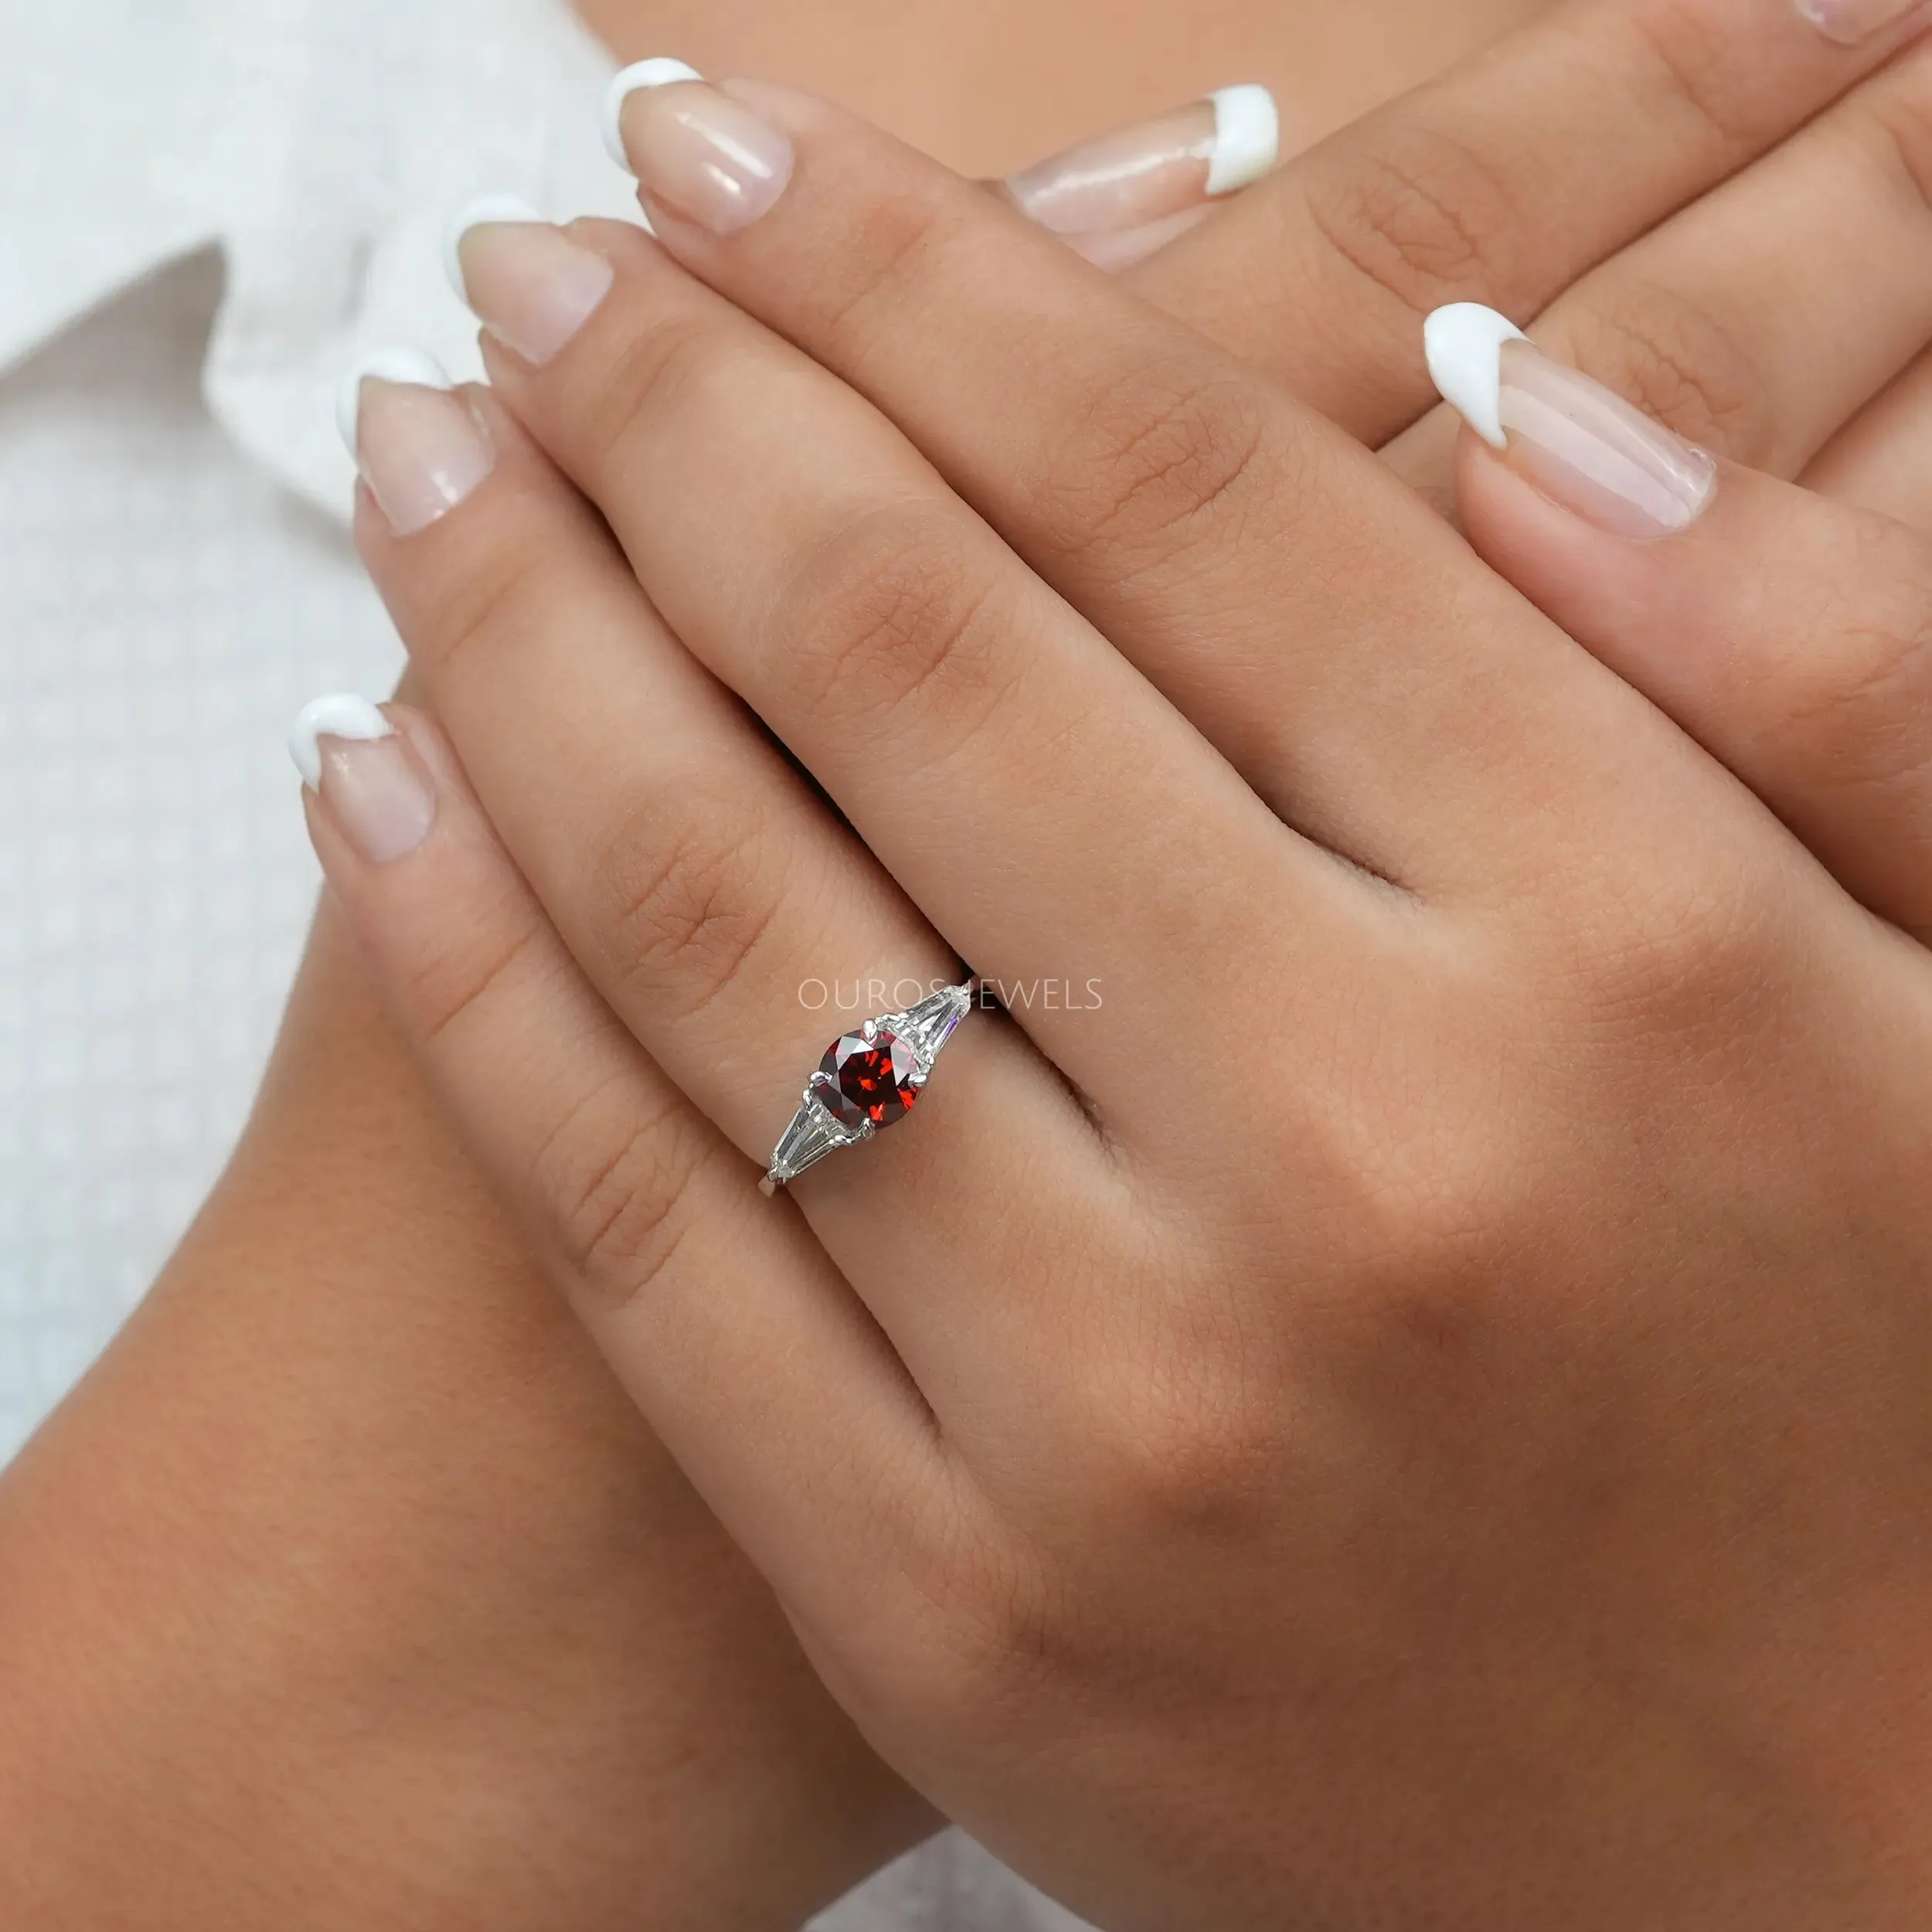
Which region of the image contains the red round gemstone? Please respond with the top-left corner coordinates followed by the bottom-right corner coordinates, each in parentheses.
top-left (818, 1028), bottom-right (920, 1133)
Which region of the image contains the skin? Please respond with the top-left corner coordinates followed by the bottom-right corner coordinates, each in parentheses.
top-left (572, 0), bottom-right (1549, 179)
top-left (5, 0), bottom-right (1932, 1923)
top-left (321, 63), bottom-right (1932, 1930)
top-left (0, 907), bottom-right (926, 1932)
top-left (1458, 446), bottom-right (1932, 935)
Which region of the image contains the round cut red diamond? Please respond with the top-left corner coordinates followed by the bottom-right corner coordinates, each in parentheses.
top-left (818, 1028), bottom-right (920, 1133)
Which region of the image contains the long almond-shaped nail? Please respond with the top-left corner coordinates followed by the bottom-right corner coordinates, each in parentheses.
top-left (336, 349), bottom-right (494, 536)
top-left (1793, 0), bottom-right (1923, 43)
top-left (446, 197), bottom-right (617, 363)
top-left (603, 60), bottom-right (795, 235)
top-left (1004, 86), bottom-right (1279, 243)
top-left (1425, 303), bottom-right (1716, 541)
top-left (290, 696), bottom-right (437, 864)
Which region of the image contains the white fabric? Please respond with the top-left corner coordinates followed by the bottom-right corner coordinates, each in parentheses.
top-left (0, 2), bottom-right (1096, 1924)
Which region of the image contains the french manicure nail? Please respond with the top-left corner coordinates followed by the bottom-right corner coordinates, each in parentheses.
top-left (1793, 0), bottom-right (1923, 43)
top-left (336, 349), bottom-right (495, 536)
top-left (1425, 303), bottom-right (1716, 541)
top-left (1004, 85), bottom-right (1280, 240)
top-left (290, 696), bottom-right (437, 865)
top-left (446, 199), bottom-right (617, 364)
top-left (603, 59), bottom-right (795, 236)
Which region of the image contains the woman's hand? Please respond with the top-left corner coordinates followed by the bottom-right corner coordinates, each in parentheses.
top-left (1026, 0), bottom-right (1932, 536)
top-left (308, 65), bottom-right (1932, 1931)
top-left (21, 9), bottom-right (1923, 1927)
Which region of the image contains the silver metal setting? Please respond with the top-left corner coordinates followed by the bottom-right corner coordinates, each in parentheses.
top-left (761, 981), bottom-right (976, 1196)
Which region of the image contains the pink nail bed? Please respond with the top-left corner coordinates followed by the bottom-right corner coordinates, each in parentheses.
top-left (605, 63), bottom-right (796, 236)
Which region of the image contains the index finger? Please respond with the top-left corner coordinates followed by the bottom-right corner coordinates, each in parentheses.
top-left (1125, 0), bottom-right (1928, 443)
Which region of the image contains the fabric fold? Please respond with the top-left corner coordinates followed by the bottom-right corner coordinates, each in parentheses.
top-left (2, 0), bottom-right (639, 520)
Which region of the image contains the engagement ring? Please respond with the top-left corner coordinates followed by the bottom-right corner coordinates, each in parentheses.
top-left (762, 981), bottom-right (977, 1195)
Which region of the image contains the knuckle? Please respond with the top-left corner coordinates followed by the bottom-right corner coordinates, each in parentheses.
top-left (1580, 852), bottom-right (1785, 1048)
top-left (1621, 1), bottom-right (1756, 156)
top-left (563, 310), bottom-right (734, 488)
top-left (534, 1082), bottom-right (716, 1308)
top-left (587, 787), bottom-right (791, 1024)
top-left (1768, 556), bottom-right (1932, 792)
top-left (1342, 1164), bottom-right (1514, 1362)
top-left (773, 500), bottom-right (1012, 743)
top-left (1286, 1097), bottom-right (1519, 1384)
top-left (1097, 1387), bottom-right (1287, 1536)
top-left (1032, 356), bottom-right (1271, 567)
top-left (1047, 1308), bottom-right (1294, 1538)
top-left (1302, 121), bottom-right (1519, 319)
top-left (406, 892), bottom-right (549, 1049)
top-left (889, 1526), bottom-right (1072, 1723)
top-left (413, 539), bottom-right (553, 683)
top-left (1860, 54), bottom-right (1932, 224)
top-left (1551, 283), bottom-right (1772, 460)
top-left (809, 180), bottom-right (964, 346)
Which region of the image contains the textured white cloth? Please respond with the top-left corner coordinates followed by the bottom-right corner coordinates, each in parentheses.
top-left (0, 2), bottom-right (1095, 1924)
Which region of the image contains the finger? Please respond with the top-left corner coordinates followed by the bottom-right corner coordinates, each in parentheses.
top-left (339, 357), bottom-right (1107, 1384)
top-left (1385, 35), bottom-right (1932, 505)
top-left (1124, 0), bottom-right (1930, 443)
top-left (1431, 309), bottom-right (1932, 940)
top-left (288, 696), bottom-right (945, 1619)
top-left (992, 84), bottom-right (1281, 271)
top-left (1802, 340), bottom-right (1932, 532)
top-left (578, 71), bottom-right (1690, 899)
top-left (448, 209), bottom-right (1380, 1128)
top-left (613, 60), bottom-right (1286, 277)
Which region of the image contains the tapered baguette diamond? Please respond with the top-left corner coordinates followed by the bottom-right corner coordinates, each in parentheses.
top-left (897, 983), bottom-right (971, 1065)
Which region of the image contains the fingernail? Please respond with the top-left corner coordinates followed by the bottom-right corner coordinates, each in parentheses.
top-left (1004, 85), bottom-right (1279, 240)
top-left (336, 349), bottom-right (495, 536)
top-left (290, 696), bottom-right (437, 865)
top-left (1425, 303), bottom-right (1716, 541)
top-left (602, 60), bottom-right (795, 236)
top-left (1793, 0), bottom-right (1923, 43)
top-left (446, 198), bottom-right (617, 364)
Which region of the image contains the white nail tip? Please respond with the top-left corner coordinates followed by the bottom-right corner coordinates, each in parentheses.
top-left (444, 194), bottom-right (546, 303)
top-left (1207, 85), bottom-right (1280, 196)
top-left (1423, 303), bottom-right (1529, 451)
top-left (335, 347), bottom-right (452, 456)
top-left (601, 58), bottom-right (705, 171)
top-left (290, 695), bottom-right (394, 790)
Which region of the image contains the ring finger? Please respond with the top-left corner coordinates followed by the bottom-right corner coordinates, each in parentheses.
top-left (293, 696), bottom-right (954, 1637)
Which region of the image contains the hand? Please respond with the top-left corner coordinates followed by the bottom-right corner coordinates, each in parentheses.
top-left (16, 5), bottom-right (1922, 1923)
top-left (1111, 0), bottom-right (1932, 536)
top-left (1001, 0), bottom-right (1932, 536)
top-left (305, 54), bottom-right (1932, 1932)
